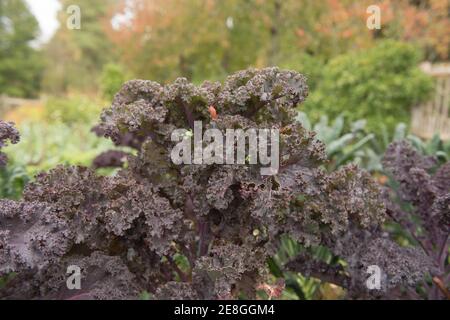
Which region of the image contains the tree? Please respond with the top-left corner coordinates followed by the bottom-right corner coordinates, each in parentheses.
top-left (106, 0), bottom-right (284, 83)
top-left (1, 68), bottom-right (443, 299)
top-left (0, 0), bottom-right (43, 98)
top-left (42, 0), bottom-right (120, 94)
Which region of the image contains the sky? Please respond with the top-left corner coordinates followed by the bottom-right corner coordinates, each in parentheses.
top-left (25, 0), bottom-right (61, 44)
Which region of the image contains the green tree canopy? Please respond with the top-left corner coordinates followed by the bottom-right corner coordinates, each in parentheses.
top-left (0, 0), bottom-right (43, 98)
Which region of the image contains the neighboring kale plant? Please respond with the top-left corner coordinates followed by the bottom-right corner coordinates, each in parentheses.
top-left (382, 141), bottom-right (449, 299)
top-left (0, 68), bottom-right (441, 299)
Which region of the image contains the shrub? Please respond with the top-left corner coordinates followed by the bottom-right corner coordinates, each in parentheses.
top-left (295, 112), bottom-right (450, 173)
top-left (100, 63), bottom-right (127, 101)
top-left (3, 95), bottom-right (114, 174)
top-left (44, 95), bottom-right (103, 126)
top-left (0, 68), bottom-right (446, 300)
top-left (302, 41), bottom-right (433, 135)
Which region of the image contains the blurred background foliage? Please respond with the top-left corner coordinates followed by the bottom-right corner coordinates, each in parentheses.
top-left (0, 0), bottom-right (449, 299)
top-left (2, 95), bottom-right (115, 175)
top-left (3, 0), bottom-right (449, 97)
top-left (302, 40), bottom-right (434, 135)
top-left (296, 111), bottom-right (450, 172)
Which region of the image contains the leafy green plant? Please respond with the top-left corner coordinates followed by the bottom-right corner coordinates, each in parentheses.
top-left (0, 0), bottom-right (43, 98)
top-left (364, 123), bottom-right (450, 172)
top-left (282, 112), bottom-right (449, 299)
top-left (44, 95), bottom-right (104, 126)
top-left (0, 68), bottom-right (441, 300)
top-left (0, 164), bottom-right (29, 199)
top-left (269, 235), bottom-right (338, 300)
top-left (4, 122), bottom-right (116, 175)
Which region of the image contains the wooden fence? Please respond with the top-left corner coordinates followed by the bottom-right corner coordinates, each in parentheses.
top-left (411, 62), bottom-right (450, 140)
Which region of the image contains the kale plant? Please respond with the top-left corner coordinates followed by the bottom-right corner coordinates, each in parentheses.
top-left (0, 121), bottom-right (20, 167)
top-left (0, 68), bottom-right (445, 299)
top-left (382, 141), bottom-right (449, 299)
